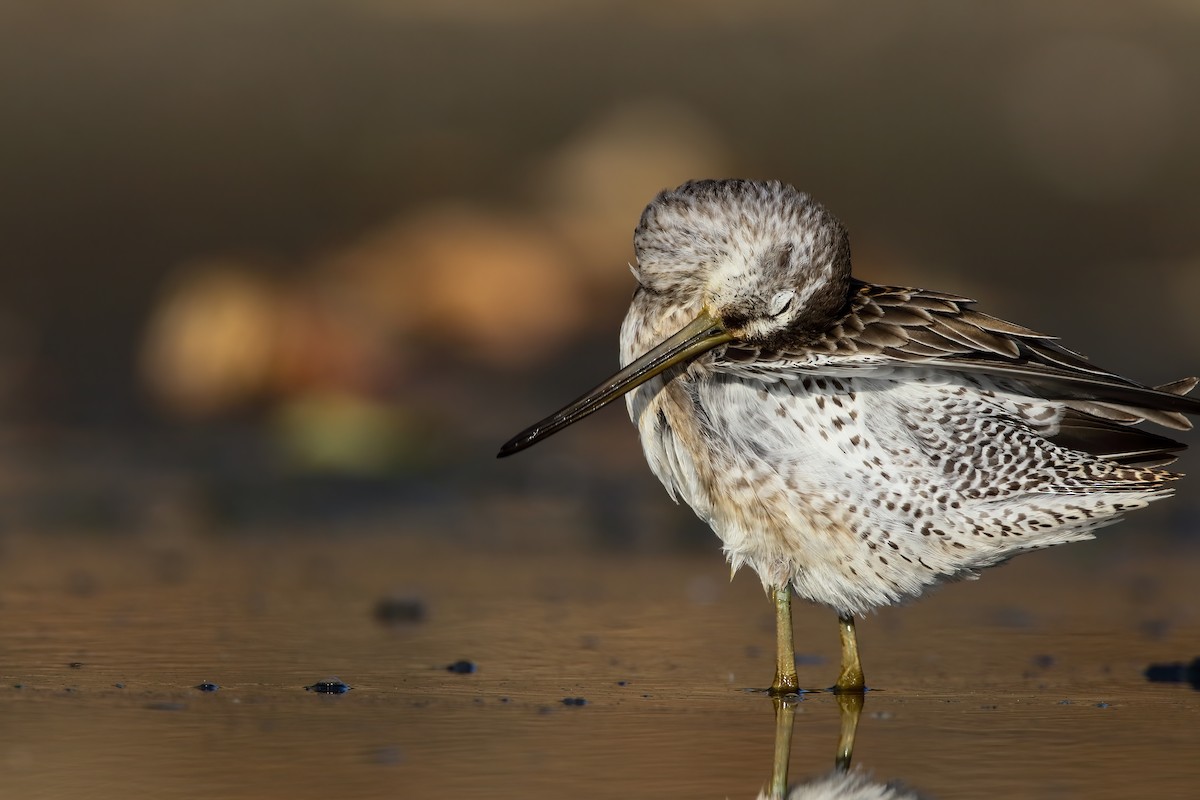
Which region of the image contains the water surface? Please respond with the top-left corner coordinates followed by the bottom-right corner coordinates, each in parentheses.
top-left (2, 533), bottom-right (1197, 798)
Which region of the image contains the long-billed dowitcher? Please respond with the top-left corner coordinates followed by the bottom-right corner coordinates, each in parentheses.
top-left (498, 179), bottom-right (1200, 693)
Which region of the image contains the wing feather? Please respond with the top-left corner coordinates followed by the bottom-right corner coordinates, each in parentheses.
top-left (716, 281), bottom-right (1200, 432)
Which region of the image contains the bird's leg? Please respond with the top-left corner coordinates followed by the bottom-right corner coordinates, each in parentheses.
top-left (767, 694), bottom-right (799, 798)
top-left (834, 614), bottom-right (866, 692)
top-left (770, 585), bottom-right (799, 695)
top-left (833, 690), bottom-right (864, 771)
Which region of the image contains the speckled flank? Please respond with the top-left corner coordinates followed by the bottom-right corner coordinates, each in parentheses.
top-left (620, 179), bottom-right (1200, 618)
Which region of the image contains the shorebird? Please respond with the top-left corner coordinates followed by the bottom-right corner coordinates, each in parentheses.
top-left (498, 179), bottom-right (1200, 693)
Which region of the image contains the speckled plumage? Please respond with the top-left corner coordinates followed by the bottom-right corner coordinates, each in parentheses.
top-left (619, 180), bottom-right (1195, 617)
top-left (500, 178), bottom-right (1200, 690)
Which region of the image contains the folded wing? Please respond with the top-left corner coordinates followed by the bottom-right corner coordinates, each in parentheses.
top-left (718, 281), bottom-right (1200, 465)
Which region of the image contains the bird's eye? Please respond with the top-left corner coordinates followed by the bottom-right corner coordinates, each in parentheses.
top-left (769, 290), bottom-right (795, 318)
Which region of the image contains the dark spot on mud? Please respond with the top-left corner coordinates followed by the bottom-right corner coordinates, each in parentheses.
top-left (195, 681), bottom-right (220, 692)
top-left (984, 607), bottom-right (1035, 628)
top-left (145, 702), bottom-right (187, 711)
top-left (373, 597), bottom-right (426, 625)
top-left (368, 746), bottom-right (404, 766)
top-left (1138, 619), bottom-right (1171, 640)
top-left (561, 697), bottom-right (588, 706)
top-left (446, 660), bottom-right (477, 674)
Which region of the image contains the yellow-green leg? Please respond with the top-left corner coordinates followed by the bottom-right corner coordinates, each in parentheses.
top-left (834, 690), bottom-right (865, 771)
top-left (767, 694), bottom-right (798, 797)
top-left (770, 585), bottom-right (799, 695)
top-left (834, 614), bottom-right (866, 692)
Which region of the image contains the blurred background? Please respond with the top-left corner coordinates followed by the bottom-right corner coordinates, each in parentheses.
top-left (3, 0), bottom-right (1200, 547)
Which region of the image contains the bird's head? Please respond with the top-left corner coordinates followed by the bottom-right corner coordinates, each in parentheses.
top-left (498, 179), bottom-right (852, 457)
top-left (632, 179), bottom-right (851, 346)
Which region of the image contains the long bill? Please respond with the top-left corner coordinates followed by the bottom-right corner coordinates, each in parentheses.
top-left (497, 310), bottom-right (732, 457)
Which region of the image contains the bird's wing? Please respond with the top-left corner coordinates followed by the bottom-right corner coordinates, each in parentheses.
top-left (717, 281), bottom-right (1200, 432)
top-left (1049, 409), bottom-right (1187, 466)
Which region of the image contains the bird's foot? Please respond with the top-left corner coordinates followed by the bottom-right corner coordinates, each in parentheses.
top-left (830, 668), bottom-right (867, 694)
top-left (769, 669), bottom-right (801, 696)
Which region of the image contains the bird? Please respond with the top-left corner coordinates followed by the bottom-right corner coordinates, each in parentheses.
top-left (497, 178), bottom-right (1200, 694)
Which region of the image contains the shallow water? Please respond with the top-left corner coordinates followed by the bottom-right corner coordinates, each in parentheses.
top-left (1, 532), bottom-right (1198, 799)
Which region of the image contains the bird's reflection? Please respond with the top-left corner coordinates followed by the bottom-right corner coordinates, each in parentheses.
top-left (760, 693), bottom-right (927, 800)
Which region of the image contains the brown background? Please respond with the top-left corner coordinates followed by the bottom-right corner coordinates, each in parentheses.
top-left (1, 3), bottom-right (1199, 798)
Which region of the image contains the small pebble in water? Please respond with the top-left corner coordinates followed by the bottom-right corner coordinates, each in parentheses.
top-left (68, 662), bottom-right (84, 669)
top-left (195, 682), bottom-right (220, 692)
top-left (306, 678), bottom-right (351, 694)
top-left (446, 660), bottom-right (477, 674)
top-left (616, 680), bottom-right (628, 687)
top-left (1144, 658), bottom-right (1200, 690)
top-left (1095, 702), bottom-right (1110, 709)
top-left (114, 683), bottom-right (125, 689)
top-left (561, 697), bottom-right (588, 706)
